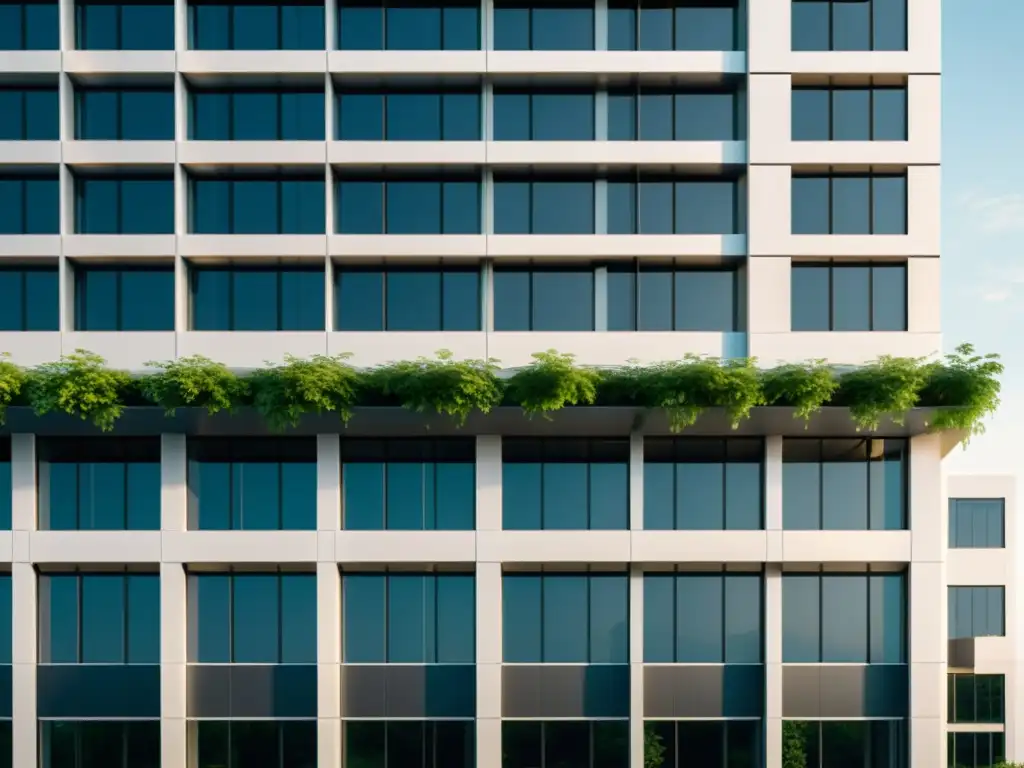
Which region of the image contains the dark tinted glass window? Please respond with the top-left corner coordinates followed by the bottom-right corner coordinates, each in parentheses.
top-left (948, 731), bottom-right (1005, 768)
top-left (644, 573), bottom-right (761, 663)
top-left (0, 86), bottom-right (58, 140)
top-left (783, 572), bottom-right (906, 663)
top-left (189, 0), bottom-right (324, 49)
top-left (792, 0), bottom-right (906, 51)
top-left (949, 499), bottom-right (1005, 549)
top-left (335, 267), bottom-right (480, 331)
top-left (41, 721), bottom-right (162, 768)
top-left (502, 439), bottom-right (628, 530)
top-left (0, 266), bottom-right (59, 331)
top-left (949, 586), bottom-right (1005, 639)
top-left (503, 573), bottom-right (628, 663)
top-left (793, 86), bottom-right (907, 141)
top-left (782, 439), bottom-right (905, 530)
top-left (337, 0), bottom-right (479, 50)
top-left (609, 0), bottom-right (738, 51)
top-left (792, 174), bottom-right (907, 234)
top-left (74, 266), bottom-right (175, 331)
top-left (75, 176), bottom-right (175, 234)
top-left (493, 268), bottom-right (594, 331)
top-left (76, 87), bottom-right (175, 140)
top-left (40, 573), bottom-right (159, 662)
top-left (607, 267), bottom-right (739, 331)
top-left (494, 2), bottom-right (594, 50)
top-left (643, 439), bottom-right (762, 530)
top-left (191, 572), bottom-right (316, 663)
top-left (607, 177), bottom-right (740, 234)
top-left (39, 439), bottom-right (161, 531)
top-left (0, 175), bottom-right (59, 234)
top-left (791, 262), bottom-right (906, 331)
top-left (335, 177), bottom-right (480, 234)
top-left (949, 674), bottom-right (1005, 724)
top-left (191, 267), bottom-right (324, 331)
top-left (342, 439), bottom-right (475, 530)
top-left (493, 90), bottom-right (595, 140)
top-left (493, 178), bottom-right (595, 234)
top-left (187, 438), bottom-right (317, 530)
top-left (346, 721), bottom-right (475, 768)
top-left (190, 89), bottom-right (324, 140)
top-left (0, 1), bottom-right (59, 49)
top-left (343, 572), bottom-right (474, 662)
top-left (609, 87), bottom-right (740, 140)
top-left (195, 720), bottom-right (317, 768)
top-left (190, 177), bottom-right (325, 234)
top-left (76, 0), bottom-right (174, 49)
top-left (336, 88), bottom-right (480, 140)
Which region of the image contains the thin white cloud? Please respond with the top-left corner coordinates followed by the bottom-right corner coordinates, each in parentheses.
top-left (960, 191), bottom-right (1024, 233)
top-left (982, 288), bottom-right (1012, 303)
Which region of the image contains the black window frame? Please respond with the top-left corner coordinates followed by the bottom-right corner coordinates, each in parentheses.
top-left (73, 173), bottom-right (176, 235)
top-left (792, 82), bottom-right (908, 141)
top-left (608, 83), bottom-right (742, 141)
top-left (608, 263), bottom-right (741, 331)
top-left (187, 0), bottom-right (326, 50)
top-left (607, 0), bottom-right (740, 52)
top-left (492, 0), bottom-right (596, 51)
top-left (790, 261), bottom-right (908, 331)
top-left (74, 85), bottom-right (176, 141)
top-left (74, 0), bottom-right (175, 50)
top-left (492, 265), bottom-right (596, 331)
top-left (492, 87), bottom-right (597, 141)
top-left (608, 173), bottom-right (743, 235)
top-left (491, 174), bottom-right (597, 235)
top-left (949, 586), bottom-right (1006, 639)
top-left (791, 0), bottom-right (908, 52)
top-left (947, 731), bottom-right (1005, 768)
top-left (334, 173), bottom-right (483, 235)
top-left (188, 86), bottom-right (326, 141)
top-left (188, 174), bottom-right (326, 235)
top-left (0, 0), bottom-right (60, 50)
top-left (189, 265), bottom-right (326, 332)
top-left (0, 173), bottom-right (60, 235)
top-left (0, 265), bottom-right (59, 331)
top-left (0, 84), bottom-right (59, 140)
top-left (334, 85), bottom-right (482, 141)
top-left (39, 720), bottom-right (162, 768)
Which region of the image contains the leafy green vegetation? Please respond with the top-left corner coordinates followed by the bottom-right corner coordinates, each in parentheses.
top-left (0, 344), bottom-right (1002, 437)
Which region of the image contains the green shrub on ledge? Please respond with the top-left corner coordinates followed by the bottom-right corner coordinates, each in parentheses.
top-left (2, 344), bottom-right (1002, 437)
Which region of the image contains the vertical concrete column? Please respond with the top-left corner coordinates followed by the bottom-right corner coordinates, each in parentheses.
top-left (11, 434), bottom-right (37, 768)
top-left (162, 434), bottom-right (188, 532)
top-left (317, 434), bottom-right (343, 767)
top-left (318, 562), bottom-right (341, 768)
top-left (908, 434), bottom-right (947, 768)
top-left (476, 435), bottom-right (502, 532)
top-left (161, 563), bottom-right (187, 768)
top-left (629, 432), bottom-right (644, 530)
top-left (629, 565), bottom-right (644, 768)
top-left (476, 562), bottom-right (502, 768)
top-left (764, 435), bottom-right (783, 768)
top-left (12, 562), bottom-right (36, 768)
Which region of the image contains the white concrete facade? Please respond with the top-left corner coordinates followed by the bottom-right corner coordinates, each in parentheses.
top-left (2, 1), bottom-right (1008, 768)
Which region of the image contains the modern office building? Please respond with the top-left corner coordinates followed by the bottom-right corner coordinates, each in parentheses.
top-left (0, 0), bottom-right (1013, 767)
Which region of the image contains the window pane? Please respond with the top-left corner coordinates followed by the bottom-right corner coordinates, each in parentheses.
top-left (232, 270), bottom-right (278, 330)
top-left (387, 92), bottom-right (441, 140)
top-left (232, 574), bottom-right (279, 662)
top-left (533, 271), bottom-right (593, 330)
top-left (675, 92), bottom-right (735, 140)
top-left (338, 6), bottom-right (381, 49)
top-left (387, 180), bottom-right (440, 234)
top-left (637, 181), bottom-right (673, 235)
top-left (281, 462), bottom-right (317, 530)
top-left (636, 270), bottom-right (672, 331)
top-left (532, 6), bottom-right (593, 50)
top-left (590, 462), bottom-right (627, 530)
top-left (195, 575), bottom-right (229, 662)
top-left (791, 0), bottom-right (829, 51)
top-left (337, 180), bottom-right (383, 233)
top-left (783, 575), bottom-right (820, 662)
top-left (343, 462), bottom-right (384, 529)
top-left (121, 89), bottom-right (174, 140)
top-left (336, 270), bottom-right (383, 331)
top-left (493, 180), bottom-right (530, 234)
top-left (832, 89), bottom-right (871, 141)
top-left (608, 93), bottom-right (636, 140)
top-left (590, 575), bottom-right (627, 663)
top-left (120, 269), bottom-right (175, 331)
top-left (676, 575), bottom-right (723, 662)
top-left (127, 574), bottom-right (160, 663)
top-left (280, 269), bottom-right (325, 331)
top-left (344, 575), bottom-right (385, 662)
top-left (873, 88), bottom-right (907, 140)
top-left (443, 92), bottom-right (480, 139)
top-left (832, 0), bottom-right (870, 50)
top-left (725, 575), bottom-right (761, 662)
top-left (387, 463), bottom-right (425, 529)
top-left (493, 269), bottom-right (530, 329)
top-left (792, 88), bottom-right (829, 141)
top-left (502, 463), bottom-right (541, 530)
top-left (872, 264), bottom-right (907, 331)
top-left (638, 5), bottom-right (672, 50)
top-left (832, 266), bottom-right (871, 331)
top-left (831, 176), bottom-right (871, 234)
top-left (543, 575), bottom-right (588, 662)
top-left (442, 181), bottom-right (480, 233)
top-left (121, 179), bottom-right (174, 234)
top-left (281, 574), bottom-right (316, 663)
top-left (236, 462), bottom-right (280, 529)
top-left (791, 265), bottom-right (830, 331)
top-left (79, 463), bottom-right (126, 530)
top-left (81, 575), bottom-right (125, 663)
top-left (637, 94), bottom-right (672, 140)
top-left (676, 5), bottom-right (735, 50)
top-left (822, 576), bottom-right (868, 662)
top-left (676, 180), bottom-right (735, 234)
top-left (677, 463), bottom-right (724, 530)
top-left (869, 573), bottom-right (905, 663)
top-left (542, 463), bottom-right (588, 529)
top-left (503, 575), bottom-right (541, 662)
top-left (533, 181), bottom-right (594, 234)
top-left (873, 176), bottom-right (907, 234)
top-left (676, 271), bottom-right (735, 330)
top-left (643, 575), bottom-right (674, 662)
top-left (387, 6), bottom-right (440, 49)
top-left (435, 463), bottom-right (474, 529)
top-left (437, 574), bottom-right (475, 663)
top-left (873, 0), bottom-right (907, 51)
top-left (442, 270), bottom-right (480, 330)
top-left (338, 93), bottom-right (384, 139)
top-left (387, 271), bottom-right (442, 330)
top-left (792, 177), bottom-right (829, 234)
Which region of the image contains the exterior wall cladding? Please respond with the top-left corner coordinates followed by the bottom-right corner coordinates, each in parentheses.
top-left (0, 0), bottom-right (1018, 767)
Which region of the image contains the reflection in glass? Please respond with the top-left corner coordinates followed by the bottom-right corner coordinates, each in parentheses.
top-left (343, 573), bottom-right (475, 663)
top-left (949, 586), bottom-right (1005, 639)
top-left (502, 439), bottom-right (628, 529)
top-left (782, 573), bottom-right (906, 663)
top-left (191, 267), bottom-right (325, 331)
top-left (42, 721), bottom-right (161, 768)
top-left (948, 732), bottom-right (1005, 768)
top-left (948, 674), bottom-right (1005, 724)
top-left (949, 499), bottom-right (1005, 548)
top-left (503, 573), bottom-right (628, 663)
top-left (195, 720), bottom-right (317, 768)
top-left (502, 721), bottom-right (629, 768)
top-left (782, 439), bottom-right (906, 530)
top-left (345, 721), bottom-right (474, 768)
top-left (190, 572), bottom-right (316, 663)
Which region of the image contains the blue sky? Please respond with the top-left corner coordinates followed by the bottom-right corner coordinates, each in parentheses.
top-left (941, 0), bottom-right (1023, 475)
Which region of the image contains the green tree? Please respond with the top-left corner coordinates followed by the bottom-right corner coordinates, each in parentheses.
top-left (644, 724), bottom-right (666, 768)
top-left (781, 721), bottom-right (809, 768)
